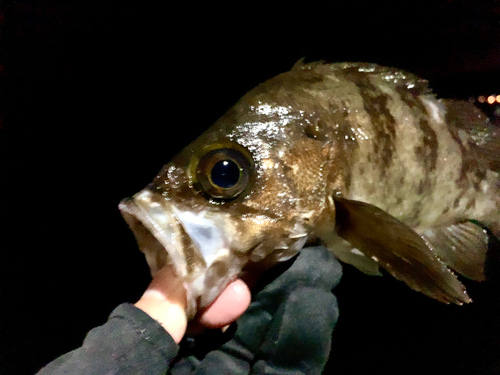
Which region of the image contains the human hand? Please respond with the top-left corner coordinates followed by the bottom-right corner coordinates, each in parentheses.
top-left (170, 246), bottom-right (342, 375)
top-left (134, 266), bottom-right (251, 343)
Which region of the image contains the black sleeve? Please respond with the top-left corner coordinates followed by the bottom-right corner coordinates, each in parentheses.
top-left (36, 303), bottom-right (179, 375)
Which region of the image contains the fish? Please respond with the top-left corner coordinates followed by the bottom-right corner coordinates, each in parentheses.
top-left (119, 61), bottom-right (500, 318)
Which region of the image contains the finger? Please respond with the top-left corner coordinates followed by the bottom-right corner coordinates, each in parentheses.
top-left (148, 265), bottom-right (187, 307)
top-left (134, 265), bottom-right (188, 343)
top-left (199, 279), bottom-right (251, 329)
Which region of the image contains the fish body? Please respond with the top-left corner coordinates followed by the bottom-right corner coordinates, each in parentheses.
top-left (120, 62), bottom-right (500, 317)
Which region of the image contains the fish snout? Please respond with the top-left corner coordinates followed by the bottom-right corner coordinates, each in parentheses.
top-left (119, 189), bottom-right (241, 318)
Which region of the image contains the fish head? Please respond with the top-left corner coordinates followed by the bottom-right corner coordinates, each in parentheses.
top-left (119, 86), bottom-right (334, 318)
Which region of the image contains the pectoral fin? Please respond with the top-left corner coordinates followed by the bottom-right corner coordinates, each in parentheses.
top-left (333, 197), bottom-right (471, 305)
top-left (323, 233), bottom-right (382, 276)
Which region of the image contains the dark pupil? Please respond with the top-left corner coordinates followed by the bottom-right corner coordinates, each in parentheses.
top-left (211, 160), bottom-right (240, 188)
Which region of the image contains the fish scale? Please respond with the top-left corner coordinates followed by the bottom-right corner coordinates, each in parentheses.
top-left (120, 61), bottom-right (500, 317)
top-left (330, 67), bottom-right (497, 231)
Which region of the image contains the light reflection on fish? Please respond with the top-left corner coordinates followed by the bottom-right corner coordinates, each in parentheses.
top-left (119, 62), bottom-right (500, 318)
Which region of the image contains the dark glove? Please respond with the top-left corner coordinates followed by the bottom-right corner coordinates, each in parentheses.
top-left (170, 246), bottom-right (342, 375)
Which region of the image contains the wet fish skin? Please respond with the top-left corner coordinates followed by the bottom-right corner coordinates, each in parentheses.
top-left (120, 62), bottom-right (500, 317)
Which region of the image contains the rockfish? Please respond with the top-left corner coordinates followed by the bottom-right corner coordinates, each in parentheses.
top-left (120, 62), bottom-right (500, 318)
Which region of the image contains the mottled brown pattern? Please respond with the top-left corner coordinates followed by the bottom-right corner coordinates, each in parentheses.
top-left (395, 86), bottom-right (439, 207)
top-left (121, 61), bottom-right (500, 314)
top-left (418, 119), bottom-right (439, 172)
top-left (444, 101), bottom-right (487, 191)
top-left (282, 138), bottom-right (327, 197)
top-left (343, 69), bottom-right (397, 177)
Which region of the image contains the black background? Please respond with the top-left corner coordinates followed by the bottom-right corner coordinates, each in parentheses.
top-left (1, 1), bottom-right (500, 374)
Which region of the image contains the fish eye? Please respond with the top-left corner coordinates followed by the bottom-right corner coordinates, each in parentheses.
top-left (211, 159), bottom-right (240, 188)
top-left (196, 148), bottom-right (251, 199)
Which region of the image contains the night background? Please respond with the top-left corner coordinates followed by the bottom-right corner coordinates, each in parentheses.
top-left (1, 0), bottom-right (500, 374)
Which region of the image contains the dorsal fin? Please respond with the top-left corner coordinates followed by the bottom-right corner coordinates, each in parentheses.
top-left (333, 197), bottom-right (471, 305)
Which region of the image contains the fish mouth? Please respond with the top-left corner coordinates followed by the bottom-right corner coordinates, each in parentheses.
top-left (119, 189), bottom-right (240, 318)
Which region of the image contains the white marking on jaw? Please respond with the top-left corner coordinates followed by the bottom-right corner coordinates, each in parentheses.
top-left (188, 277), bottom-right (205, 301)
top-left (290, 222), bottom-right (308, 239)
top-left (171, 206), bottom-right (228, 267)
top-left (289, 235), bottom-right (308, 253)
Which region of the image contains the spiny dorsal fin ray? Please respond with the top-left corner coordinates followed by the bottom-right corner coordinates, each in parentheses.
top-left (333, 197), bottom-right (471, 305)
top-left (422, 221), bottom-right (489, 282)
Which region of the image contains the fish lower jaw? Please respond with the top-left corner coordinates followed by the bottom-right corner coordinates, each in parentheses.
top-left (119, 190), bottom-right (239, 318)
